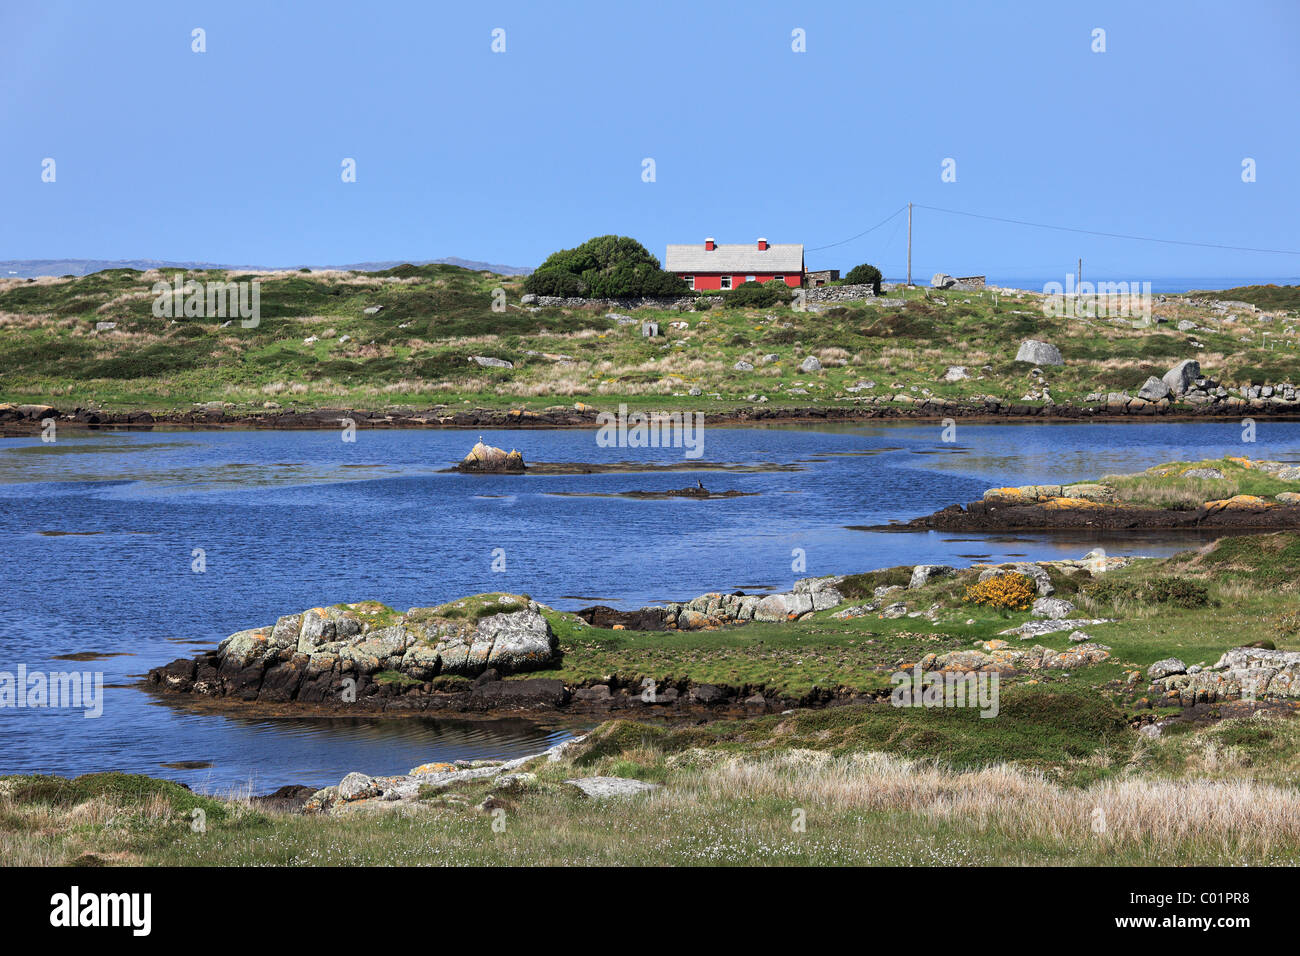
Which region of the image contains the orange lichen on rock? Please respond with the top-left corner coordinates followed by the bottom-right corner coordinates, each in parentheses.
top-left (1204, 494), bottom-right (1273, 510)
top-left (1041, 496), bottom-right (1110, 510)
top-left (409, 762), bottom-right (458, 775)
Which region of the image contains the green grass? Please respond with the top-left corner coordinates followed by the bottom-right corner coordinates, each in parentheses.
top-left (526, 534), bottom-right (1300, 711)
top-left (1102, 456), bottom-right (1300, 508)
top-left (3, 266), bottom-right (1297, 415)
top-left (8, 702), bottom-right (1300, 866)
top-left (1189, 283), bottom-right (1300, 311)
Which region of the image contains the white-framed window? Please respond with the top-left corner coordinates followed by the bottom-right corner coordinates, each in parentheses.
top-left (683, 275), bottom-right (694, 290)
top-left (745, 275), bottom-right (756, 283)
top-left (720, 276), bottom-right (732, 290)
top-left (775, 275), bottom-right (784, 283)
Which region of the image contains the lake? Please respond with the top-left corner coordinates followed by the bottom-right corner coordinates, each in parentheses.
top-left (2, 419), bottom-right (1297, 791)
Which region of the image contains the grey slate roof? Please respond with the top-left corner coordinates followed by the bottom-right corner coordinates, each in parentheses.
top-left (664, 243), bottom-right (804, 274)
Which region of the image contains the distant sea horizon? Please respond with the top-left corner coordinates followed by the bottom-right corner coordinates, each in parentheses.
top-left (963, 276), bottom-right (1299, 295)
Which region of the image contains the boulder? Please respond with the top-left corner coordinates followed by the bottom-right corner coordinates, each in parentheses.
top-left (792, 575), bottom-right (845, 611)
top-left (1147, 658), bottom-right (1187, 680)
top-left (1161, 359), bottom-right (1200, 396)
top-left (798, 355), bottom-right (823, 373)
top-left (942, 366), bottom-right (969, 382)
top-left (1014, 340), bottom-right (1063, 366)
top-left (1136, 376), bottom-right (1171, 402)
top-left (338, 772), bottom-right (379, 801)
top-left (564, 777), bottom-right (662, 799)
top-left (930, 273), bottom-right (957, 289)
top-left (909, 564), bottom-right (955, 589)
top-left (1031, 597), bottom-right (1075, 620)
top-left (470, 355), bottom-right (513, 369)
top-left (753, 592), bottom-right (814, 622)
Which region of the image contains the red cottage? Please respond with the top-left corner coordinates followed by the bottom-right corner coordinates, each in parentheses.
top-left (664, 238), bottom-right (805, 292)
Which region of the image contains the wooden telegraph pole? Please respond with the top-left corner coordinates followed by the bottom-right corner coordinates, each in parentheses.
top-left (906, 202), bottom-right (913, 288)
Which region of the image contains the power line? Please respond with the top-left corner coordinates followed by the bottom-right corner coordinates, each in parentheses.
top-left (806, 205), bottom-right (908, 252)
top-left (913, 203), bottom-right (1300, 256)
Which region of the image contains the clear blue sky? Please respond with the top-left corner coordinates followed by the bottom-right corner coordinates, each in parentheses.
top-left (3, 0), bottom-right (1297, 282)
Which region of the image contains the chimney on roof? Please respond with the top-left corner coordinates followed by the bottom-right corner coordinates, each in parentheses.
top-left (705, 237), bottom-right (715, 251)
top-left (757, 238), bottom-right (768, 251)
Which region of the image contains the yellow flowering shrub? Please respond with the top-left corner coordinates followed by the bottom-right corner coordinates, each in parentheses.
top-left (963, 572), bottom-right (1035, 611)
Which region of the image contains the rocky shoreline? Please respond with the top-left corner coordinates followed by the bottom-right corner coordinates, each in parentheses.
top-left (10, 397), bottom-right (1300, 435)
top-left (894, 464), bottom-right (1300, 533)
top-left (143, 563), bottom-right (1131, 719)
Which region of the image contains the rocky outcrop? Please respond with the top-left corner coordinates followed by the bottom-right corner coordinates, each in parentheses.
top-left (304, 735), bottom-right (588, 814)
top-left (910, 564), bottom-right (955, 588)
top-left (457, 440), bottom-right (525, 473)
top-left (147, 595), bottom-right (560, 706)
top-left (578, 575), bottom-right (845, 631)
top-left (919, 641), bottom-right (1112, 674)
top-left (1150, 647), bottom-right (1300, 705)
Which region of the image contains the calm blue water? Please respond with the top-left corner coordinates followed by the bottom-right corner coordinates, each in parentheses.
top-left (2, 420), bottom-right (1299, 791)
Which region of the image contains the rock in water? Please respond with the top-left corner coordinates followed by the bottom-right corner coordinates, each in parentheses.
top-left (146, 594), bottom-right (561, 705)
top-left (457, 440), bottom-right (525, 473)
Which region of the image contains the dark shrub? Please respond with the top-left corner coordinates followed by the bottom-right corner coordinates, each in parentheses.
top-left (524, 267), bottom-right (586, 297)
top-left (844, 263), bottom-right (883, 293)
top-left (726, 279), bottom-right (793, 309)
top-left (524, 235), bottom-right (686, 299)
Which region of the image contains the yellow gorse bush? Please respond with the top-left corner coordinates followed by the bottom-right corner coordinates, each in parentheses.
top-left (964, 572), bottom-right (1035, 611)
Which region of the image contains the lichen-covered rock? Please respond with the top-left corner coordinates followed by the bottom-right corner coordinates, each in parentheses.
top-left (1152, 647), bottom-right (1300, 704)
top-left (1014, 339), bottom-right (1063, 366)
top-left (909, 564), bottom-right (955, 589)
top-left (148, 594), bottom-right (560, 704)
top-left (338, 772), bottom-right (379, 801)
top-left (1147, 658), bottom-right (1186, 680)
top-left (457, 440), bottom-right (525, 473)
top-left (564, 777), bottom-right (662, 799)
top-left (1031, 597), bottom-right (1075, 619)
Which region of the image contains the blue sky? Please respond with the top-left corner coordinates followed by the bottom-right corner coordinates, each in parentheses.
top-left (2, 0), bottom-right (1297, 282)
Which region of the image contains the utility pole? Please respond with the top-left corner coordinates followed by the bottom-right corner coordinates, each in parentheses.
top-left (906, 202), bottom-right (913, 289)
top-left (1077, 257), bottom-right (1082, 289)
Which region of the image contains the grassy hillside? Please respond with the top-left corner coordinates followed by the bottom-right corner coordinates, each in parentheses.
top-left (1189, 283), bottom-right (1300, 311)
top-left (1, 265), bottom-right (1298, 415)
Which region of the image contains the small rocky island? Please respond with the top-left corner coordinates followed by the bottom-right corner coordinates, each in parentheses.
top-left (456, 440), bottom-right (525, 473)
top-left (147, 594), bottom-right (566, 711)
top-left (897, 456), bottom-right (1300, 531)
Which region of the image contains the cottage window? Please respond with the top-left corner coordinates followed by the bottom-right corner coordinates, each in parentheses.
top-left (683, 275), bottom-right (694, 290)
top-left (745, 275), bottom-right (756, 283)
top-left (775, 275), bottom-right (784, 283)
top-left (720, 276), bottom-right (732, 290)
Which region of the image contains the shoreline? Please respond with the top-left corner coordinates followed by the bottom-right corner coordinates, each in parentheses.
top-left (8, 401), bottom-right (1300, 435)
